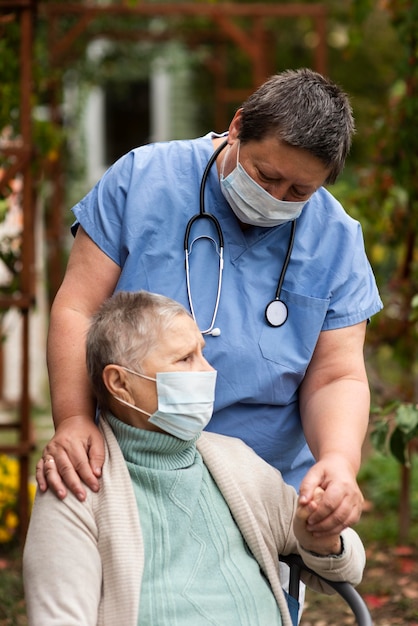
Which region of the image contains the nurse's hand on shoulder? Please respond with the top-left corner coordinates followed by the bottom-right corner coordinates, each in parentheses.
top-left (36, 415), bottom-right (105, 501)
top-left (298, 453), bottom-right (364, 536)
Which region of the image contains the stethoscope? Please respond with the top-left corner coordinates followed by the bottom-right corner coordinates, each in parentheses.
top-left (184, 139), bottom-right (296, 336)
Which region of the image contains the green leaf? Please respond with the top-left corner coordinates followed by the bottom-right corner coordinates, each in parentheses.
top-left (371, 400), bottom-right (401, 417)
top-left (394, 403), bottom-right (418, 435)
top-left (389, 427), bottom-right (409, 466)
top-left (370, 419), bottom-right (389, 454)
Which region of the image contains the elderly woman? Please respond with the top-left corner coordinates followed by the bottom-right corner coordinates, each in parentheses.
top-left (24, 291), bottom-right (366, 626)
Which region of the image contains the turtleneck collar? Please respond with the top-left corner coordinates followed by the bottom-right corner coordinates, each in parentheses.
top-left (105, 413), bottom-right (200, 471)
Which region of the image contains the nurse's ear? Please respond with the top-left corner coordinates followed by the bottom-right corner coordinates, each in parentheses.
top-left (228, 108), bottom-right (243, 144)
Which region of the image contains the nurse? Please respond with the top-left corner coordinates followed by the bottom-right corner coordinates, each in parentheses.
top-left (39, 68), bottom-right (382, 534)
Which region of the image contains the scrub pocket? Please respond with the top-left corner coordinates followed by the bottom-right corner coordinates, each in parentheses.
top-left (259, 289), bottom-right (329, 402)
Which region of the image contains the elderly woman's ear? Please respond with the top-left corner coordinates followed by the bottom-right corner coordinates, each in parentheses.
top-left (102, 364), bottom-right (133, 402)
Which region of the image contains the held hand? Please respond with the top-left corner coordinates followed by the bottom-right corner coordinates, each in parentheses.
top-left (294, 487), bottom-right (341, 555)
top-left (298, 455), bottom-right (364, 535)
top-left (35, 416), bottom-right (105, 501)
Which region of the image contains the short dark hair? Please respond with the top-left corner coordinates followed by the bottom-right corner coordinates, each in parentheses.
top-left (239, 68), bottom-right (355, 184)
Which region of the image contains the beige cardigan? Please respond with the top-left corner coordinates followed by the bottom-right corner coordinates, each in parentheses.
top-left (24, 419), bottom-right (365, 626)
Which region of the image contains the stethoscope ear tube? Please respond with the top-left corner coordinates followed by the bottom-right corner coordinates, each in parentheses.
top-left (184, 213), bottom-right (223, 252)
top-left (184, 139), bottom-right (228, 335)
top-left (184, 138), bottom-right (228, 251)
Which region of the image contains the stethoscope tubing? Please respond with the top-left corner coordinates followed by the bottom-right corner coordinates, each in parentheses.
top-left (184, 140), bottom-right (228, 335)
top-left (184, 139), bottom-right (228, 251)
top-left (185, 137), bottom-right (296, 332)
top-left (275, 219), bottom-right (296, 301)
top-left (264, 219), bottom-right (296, 327)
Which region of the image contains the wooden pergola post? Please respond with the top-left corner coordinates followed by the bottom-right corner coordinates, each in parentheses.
top-left (0, 0), bottom-right (36, 543)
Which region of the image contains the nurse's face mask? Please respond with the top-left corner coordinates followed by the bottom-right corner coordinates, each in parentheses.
top-left (220, 142), bottom-right (308, 227)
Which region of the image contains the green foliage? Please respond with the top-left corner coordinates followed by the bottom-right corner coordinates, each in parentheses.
top-left (371, 402), bottom-right (418, 466)
top-left (331, 3), bottom-right (418, 410)
top-left (0, 21), bottom-right (21, 134)
top-left (358, 450), bottom-right (418, 543)
top-left (0, 549), bottom-right (26, 624)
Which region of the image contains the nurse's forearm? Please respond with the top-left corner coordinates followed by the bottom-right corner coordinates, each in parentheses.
top-left (47, 306), bottom-right (96, 429)
top-left (300, 377), bottom-right (370, 473)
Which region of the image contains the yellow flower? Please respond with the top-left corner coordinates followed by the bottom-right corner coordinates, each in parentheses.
top-left (0, 453), bottom-right (35, 543)
top-left (0, 527), bottom-right (12, 542)
top-left (5, 509), bottom-right (19, 530)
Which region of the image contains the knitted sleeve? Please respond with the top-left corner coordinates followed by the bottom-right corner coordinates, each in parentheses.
top-left (23, 488), bottom-right (102, 625)
top-left (197, 432), bottom-right (366, 592)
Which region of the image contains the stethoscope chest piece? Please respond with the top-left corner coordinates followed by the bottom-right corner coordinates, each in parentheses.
top-left (265, 299), bottom-right (288, 327)
top-left (264, 219), bottom-right (296, 328)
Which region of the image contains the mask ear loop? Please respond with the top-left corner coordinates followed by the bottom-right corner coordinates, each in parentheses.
top-left (111, 366), bottom-right (156, 417)
top-left (265, 220), bottom-right (296, 327)
top-left (112, 394), bottom-right (152, 417)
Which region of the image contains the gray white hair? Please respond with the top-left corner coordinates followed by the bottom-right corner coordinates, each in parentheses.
top-left (239, 68), bottom-right (355, 184)
top-left (86, 290), bottom-right (190, 410)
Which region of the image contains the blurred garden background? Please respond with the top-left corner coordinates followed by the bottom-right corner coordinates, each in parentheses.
top-left (1, 0), bottom-right (418, 624)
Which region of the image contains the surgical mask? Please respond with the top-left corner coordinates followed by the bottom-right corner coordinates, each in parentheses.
top-left (220, 143), bottom-right (308, 227)
top-left (112, 368), bottom-right (217, 440)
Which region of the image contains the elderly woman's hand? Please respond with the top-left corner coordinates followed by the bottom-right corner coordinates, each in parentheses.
top-left (293, 486), bottom-right (342, 555)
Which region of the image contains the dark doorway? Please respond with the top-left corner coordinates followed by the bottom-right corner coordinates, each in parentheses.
top-left (104, 79), bottom-right (150, 165)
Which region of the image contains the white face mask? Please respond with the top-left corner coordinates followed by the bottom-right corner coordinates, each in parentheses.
top-left (220, 143), bottom-right (308, 227)
top-left (112, 368), bottom-right (217, 440)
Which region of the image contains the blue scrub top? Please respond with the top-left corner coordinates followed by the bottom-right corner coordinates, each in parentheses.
top-left (72, 133), bottom-right (383, 489)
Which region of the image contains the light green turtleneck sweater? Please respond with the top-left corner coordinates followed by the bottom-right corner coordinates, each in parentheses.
top-left (108, 415), bottom-right (282, 626)
top-left (23, 417), bottom-right (366, 626)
